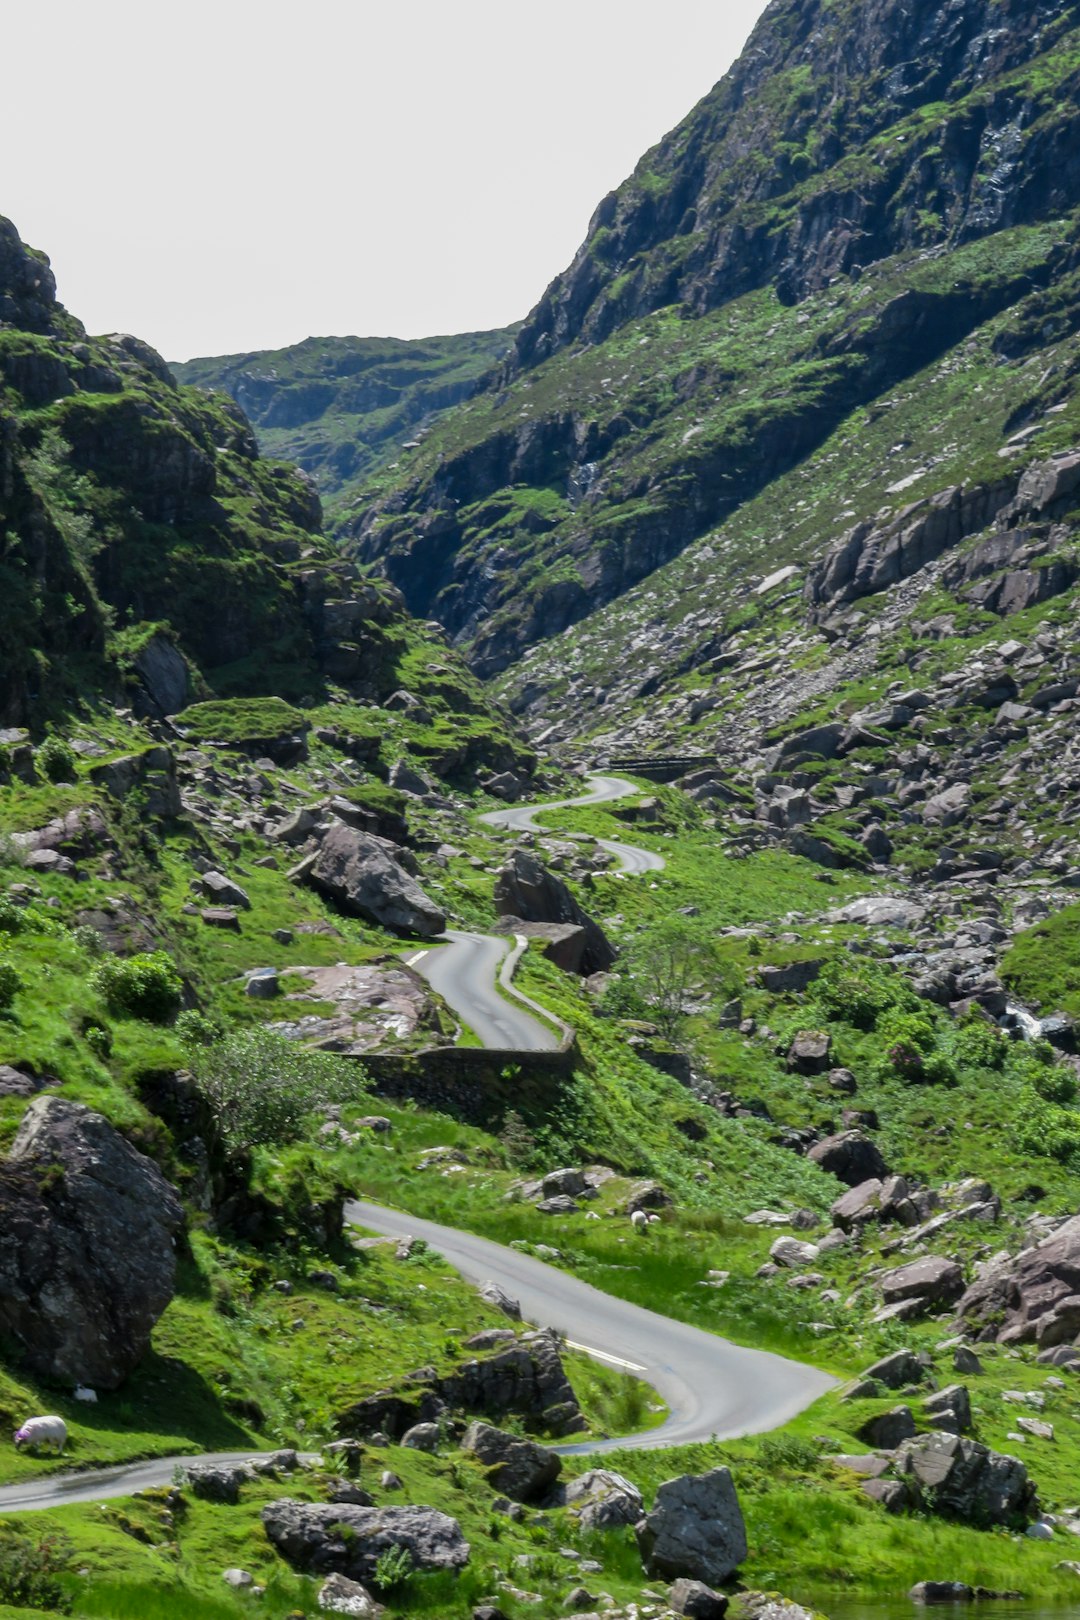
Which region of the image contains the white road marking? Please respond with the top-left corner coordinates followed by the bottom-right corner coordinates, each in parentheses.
top-left (566, 1339), bottom-right (647, 1372)
top-left (404, 951), bottom-right (428, 966)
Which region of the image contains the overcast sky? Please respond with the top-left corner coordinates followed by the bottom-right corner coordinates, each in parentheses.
top-left (5, 0), bottom-right (768, 362)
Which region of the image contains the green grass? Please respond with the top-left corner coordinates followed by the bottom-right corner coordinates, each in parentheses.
top-left (1001, 902), bottom-right (1080, 1018)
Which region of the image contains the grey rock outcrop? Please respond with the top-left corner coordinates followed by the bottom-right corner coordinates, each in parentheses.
top-left (0, 1096), bottom-right (183, 1387)
top-left (636, 1467), bottom-right (748, 1584)
top-left (893, 1433), bottom-right (1035, 1526)
top-left (337, 1327), bottom-right (582, 1438)
top-left (955, 1214), bottom-right (1080, 1344)
top-left (317, 1573), bottom-right (383, 1615)
top-left (89, 746), bottom-right (181, 819)
top-left (493, 849), bottom-right (614, 973)
top-left (669, 1578), bottom-right (729, 1619)
top-left (308, 823), bottom-right (445, 938)
top-left (807, 1130), bottom-right (887, 1186)
top-left (563, 1468), bottom-right (644, 1531)
top-left (881, 1256), bottom-right (964, 1313)
top-left (461, 1421), bottom-right (561, 1502)
top-left (132, 632), bottom-right (189, 718)
top-left (262, 1500), bottom-right (470, 1580)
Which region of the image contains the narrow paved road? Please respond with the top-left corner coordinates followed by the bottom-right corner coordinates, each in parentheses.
top-left (482, 772), bottom-right (667, 877)
top-left (408, 929), bottom-right (558, 1052)
top-left (0, 775), bottom-right (833, 1513)
top-left (346, 1201), bottom-right (835, 1455)
top-left (408, 774), bottom-right (662, 1048)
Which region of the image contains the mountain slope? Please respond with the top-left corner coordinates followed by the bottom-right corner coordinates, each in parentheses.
top-left (173, 326), bottom-right (516, 521)
top-left (345, 0), bottom-right (1080, 674)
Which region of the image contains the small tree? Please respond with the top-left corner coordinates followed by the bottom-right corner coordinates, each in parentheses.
top-left (624, 917), bottom-right (717, 1037)
top-left (185, 1028), bottom-right (368, 1159)
top-left (91, 950), bottom-right (182, 1022)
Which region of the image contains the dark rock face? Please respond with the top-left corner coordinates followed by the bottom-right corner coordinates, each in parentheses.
top-left (807, 1130), bottom-right (887, 1186)
top-left (956, 1214), bottom-right (1080, 1343)
top-left (131, 632), bottom-right (189, 718)
top-left (493, 849), bottom-right (614, 973)
top-left (460, 1421), bottom-right (561, 1502)
top-left (636, 1467), bottom-right (748, 1585)
top-left (337, 1328), bottom-right (582, 1439)
top-left (669, 1579), bottom-right (729, 1620)
top-left (261, 1499), bottom-right (470, 1581)
top-left (513, 0), bottom-right (1078, 365)
top-left (893, 1433), bottom-right (1035, 1527)
top-left (308, 823), bottom-right (445, 938)
top-left (0, 1096), bottom-right (182, 1388)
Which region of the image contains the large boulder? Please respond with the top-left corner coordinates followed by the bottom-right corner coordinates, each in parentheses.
top-left (807, 1130), bottom-right (887, 1186)
top-left (308, 823), bottom-right (445, 938)
top-left (0, 1097), bottom-right (183, 1388)
top-left (131, 632), bottom-right (189, 718)
top-left (636, 1468), bottom-right (748, 1585)
top-left (955, 1214), bottom-right (1080, 1344)
top-left (563, 1468), bottom-right (644, 1531)
top-left (493, 849), bottom-right (614, 974)
top-left (337, 1327), bottom-right (582, 1439)
top-left (893, 1434), bottom-right (1035, 1527)
top-left (262, 1500), bottom-right (469, 1581)
top-left (461, 1421), bottom-right (561, 1502)
top-left (881, 1256), bottom-right (964, 1314)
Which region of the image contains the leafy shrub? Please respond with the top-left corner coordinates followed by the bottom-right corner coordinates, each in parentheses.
top-left (70, 922), bottom-right (105, 955)
top-left (83, 1022), bottom-right (112, 1059)
top-left (186, 1029), bottom-right (368, 1158)
top-left (36, 734), bottom-right (77, 784)
top-left (374, 1543), bottom-right (414, 1591)
top-left (0, 1526), bottom-right (72, 1612)
top-left (812, 958), bottom-right (909, 1030)
top-left (0, 834), bottom-right (26, 870)
top-left (498, 1108), bottom-right (537, 1166)
top-left (0, 960), bottom-right (22, 1012)
top-left (758, 1433), bottom-right (821, 1472)
top-left (91, 951), bottom-right (182, 1022)
top-left (595, 976), bottom-right (650, 1021)
top-left (952, 1012), bottom-right (1008, 1071)
top-left (175, 1008), bottom-right (222, 1047)
top-left (1016, 1087), bottom-right (1080, 1165)
top-left (0, 896), bottom-right (22, 934)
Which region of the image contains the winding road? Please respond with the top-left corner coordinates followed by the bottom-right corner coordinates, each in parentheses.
top-left (345, 1200), bottom-right (835, 1455)
top-left (0, 773), bottom-right (835, 1513)
top-left (406, 774), bottom-right (665, 1048)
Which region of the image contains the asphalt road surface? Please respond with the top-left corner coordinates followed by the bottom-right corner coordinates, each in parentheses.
top-left (346, 1201), bottom-right (835, 1455)
top-left (407, 929), bottom-right (559, 1051)
top-left (408, 774), bottom-right (663, 1046)
top-left (482, 773), bottom-right (667, 876)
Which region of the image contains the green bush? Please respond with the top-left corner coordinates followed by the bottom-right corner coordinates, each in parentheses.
top-left (36, 734), bottom-right (77, 784)
top-left (186, 1029), bottom-right (369, 1158)
top-left (0, 959), bottom-right (22, 1011)
top-left (0, 1526), bottom-right (72, 1612)
top-left (175, 1008), bottom-right (222, 1047)
top-left (91, 950), bottom-right (182, 1022)
top-left (0, 896), bottom-right (22, 934)
top-left (374, 1544), bottom-right (414, 1592)
top-left (812, 958), bottom-right (909, 1030)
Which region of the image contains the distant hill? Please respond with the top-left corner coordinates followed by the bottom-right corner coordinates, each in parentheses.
top-left (172, 327), bottom-right (517, 520)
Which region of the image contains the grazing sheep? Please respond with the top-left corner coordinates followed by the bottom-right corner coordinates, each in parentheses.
top-left (630, 1209), bottom-right (648, 1233)
top-left (13, 1416), bottom-right (67, 1454)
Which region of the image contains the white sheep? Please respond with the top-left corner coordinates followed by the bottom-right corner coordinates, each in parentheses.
top-left (630, 1209), bottom-right (648, 1233)
top-left (13, 1415), bottom-right (67, 1454)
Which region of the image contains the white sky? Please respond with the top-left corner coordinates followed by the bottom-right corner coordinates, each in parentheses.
top-left (4, 0), bottom-right (768, 362)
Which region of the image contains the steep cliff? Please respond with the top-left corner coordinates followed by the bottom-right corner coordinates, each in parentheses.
top-left (344, 0), bottom-right (1080, 674)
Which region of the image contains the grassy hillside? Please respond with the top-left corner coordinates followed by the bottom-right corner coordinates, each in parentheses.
top-left (173, 327), bottom-right (516, 523)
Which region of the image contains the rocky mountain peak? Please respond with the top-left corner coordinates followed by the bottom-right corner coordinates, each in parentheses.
top-left (514, 0), bottom-right (1080, 366)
